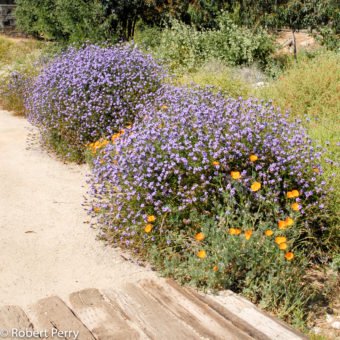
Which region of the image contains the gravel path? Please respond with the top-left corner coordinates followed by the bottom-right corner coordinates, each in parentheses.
top-left (0, 110), bottom-right (157, 307)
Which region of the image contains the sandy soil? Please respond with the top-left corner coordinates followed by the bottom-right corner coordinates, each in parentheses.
top-left (275, 30), bottom-right (318, 55)
top-left (0, 110), bottom-right (158, 307)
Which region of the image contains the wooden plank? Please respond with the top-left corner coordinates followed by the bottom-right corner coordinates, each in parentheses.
top-left (28, 296), bottom-right (95, 340)
top-left (0, 305), bottom-right (33, 340)
top-left (210, 291), bottom-right (307, 340)
top-left (138, 279), bottom-right (254, 340)
top-left (103, 284), bottom-right (203, 340)
top-left (180, 283), bottom-right (307, 340)
top-left (69, 288), bottom-right (143, 340)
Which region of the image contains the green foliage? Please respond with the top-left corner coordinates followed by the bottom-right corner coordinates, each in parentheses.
top-left (15, 0), bottom-right (64, 40)
top-left (148, 188), bottom-right (313, 326)
top-left (315, 27), bottom-right (340, 51)
top-left (54, 0), bottom-right (114, 43)
top-left (174, 60), bottom-right (250, 98)
top-left (15, 0), bottom-right (113, 42)
top-left (137, 13), bottom-right (275, 74)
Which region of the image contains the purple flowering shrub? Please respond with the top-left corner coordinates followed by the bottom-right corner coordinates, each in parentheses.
top-left (89, 85), bottom-right (328, 250)
top-left (88, 85), bottom-right (330, 320)
top-left (0, 70), bottom-right (33, 116)
top-left (27, 44), bottom-right (164, 161)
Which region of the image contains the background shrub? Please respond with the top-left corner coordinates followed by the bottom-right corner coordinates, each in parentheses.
top-left (27, 44), bottom-right (164, 161)
top-left (136, 13), bottom-right (275, 74)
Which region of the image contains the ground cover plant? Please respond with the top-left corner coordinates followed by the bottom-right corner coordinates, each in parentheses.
top-left (26, 44), bottom-right (164, 162)
top-left (88, 84), bottom-right (332, 326)
top-left (174, 60), bottom-right (251, 99)
top-left (0, 35), bottom-right (42, 66)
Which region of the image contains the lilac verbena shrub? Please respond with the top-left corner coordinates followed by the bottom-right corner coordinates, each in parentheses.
top-left (89, 85), bottom-right (328, 254)
top-left (0, 70), bottom-right (33, 116)
top-left (26, 44), bottom-right (165, 161)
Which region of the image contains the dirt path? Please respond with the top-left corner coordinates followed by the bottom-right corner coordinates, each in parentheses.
top-left (0, 110), bottom-right (158, 307)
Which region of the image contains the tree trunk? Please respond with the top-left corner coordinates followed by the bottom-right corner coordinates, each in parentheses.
top-left (292, 29), bottom-right (297, 62)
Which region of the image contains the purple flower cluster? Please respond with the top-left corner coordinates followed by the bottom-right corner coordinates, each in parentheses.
top-left (0, 70), bottom-right (32, 114)
top-left (26, 44), bottom-right (164, 155)
top-left (89, 85), bottom-right (327, 246)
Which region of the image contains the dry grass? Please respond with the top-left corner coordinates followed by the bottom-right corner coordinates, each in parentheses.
top-left (0, 35), bottom-right (43, 115)
top-left (0, 34), bottom-right (42, 66)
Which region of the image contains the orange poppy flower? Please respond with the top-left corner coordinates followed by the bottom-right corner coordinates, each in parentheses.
top-left (291, 190), bottom-right (299, 198)
top-left (287, 191), bottom-right (294, 199)
top-left (291, 203), bottom-right (300, 211)
top-left (161, 105), bottom-right (168, 110)
top-left (265, 229), bottom-right (273, 236)
top-left (230, 171), bottom-right (241, 180)
top-left (285, 217), bottom-right (294, 226)
top-left (279, 242), bottom-right (287, 250)
top-left (278, 220), bottom-right (287, 229)
top-left (144, 224), bottom-right (153, 233)
top-left (313, 167), bottom-right (320, 174)
top-left (195, 232), bottom-right (205, 241)
top-left (229, 228), bottom-right (241, 235)
top-left (275, 236), bottom-right (287, 245)
top-left (249, 154), bottom-right (258, 162)
top-left (285, 252), bottom-right (294, 261)
top-left (147, 215), bottom-right (156, 223)
top-left (244, 230), bottom-right (252, 240)
top-left (213, 265), bottom-right (219, 272)
top-left (197, 250), bottom-right (207, 259)
top-left (212, 161), bottom-right (220, 167)
top-left (251, 182), bottom-right (261, 192)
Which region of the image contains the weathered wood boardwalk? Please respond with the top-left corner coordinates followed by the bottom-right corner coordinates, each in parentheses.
top-left (0, 279), bottom-right (306, 340)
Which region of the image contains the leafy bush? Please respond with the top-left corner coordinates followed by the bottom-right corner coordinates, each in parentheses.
top-left (27, 44), bottom-right (164, 161)
top-left (15, 0), bottom-right (114, 42)
top-left (137, 13), bottom-right (275, 73)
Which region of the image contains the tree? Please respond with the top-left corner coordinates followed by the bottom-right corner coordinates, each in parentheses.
top-left (15, 0), bottom-right (65, 40)
top-left (276, 0), bottom-right (339, 59)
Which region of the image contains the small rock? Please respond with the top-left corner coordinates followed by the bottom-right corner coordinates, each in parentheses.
top-left (326, 314), bottom-right (334, 323)
top-left (331, 321), bottom-right (340, 330)
top-left (253, 81), bottom-right (267, 88)
top-left (312, 327), bottom-right (321, 334)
